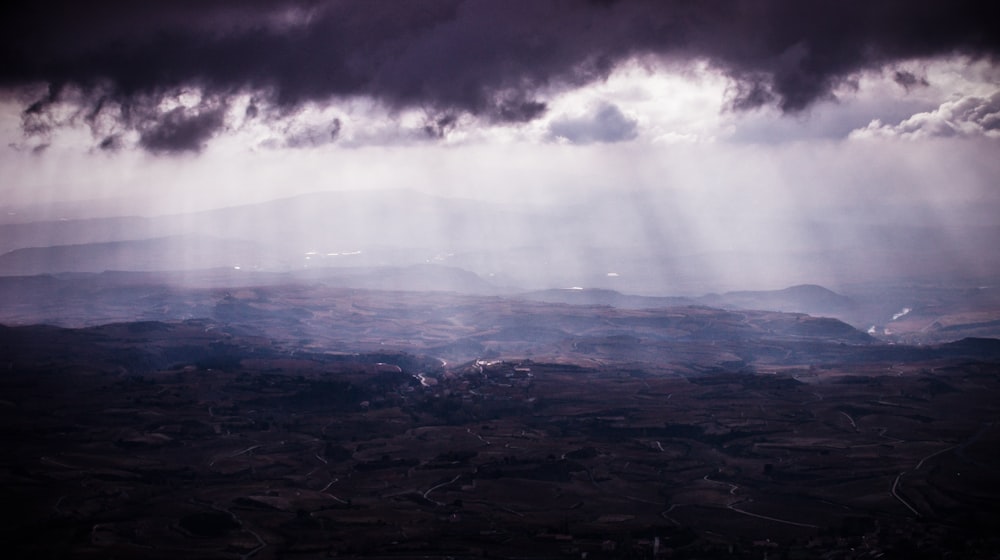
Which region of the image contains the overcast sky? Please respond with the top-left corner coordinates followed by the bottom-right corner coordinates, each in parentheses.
top-left (1, 0), bottom-right (998, 227)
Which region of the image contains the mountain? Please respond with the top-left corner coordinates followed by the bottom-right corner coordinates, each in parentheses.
top-left (0, 215), bottom-right (157, 255)
top-left (0, 235), bottom-right (262, 276)
top-left (518, 287), bottom-right (694, 309)
top-left (701, 284), bottom-right (855, 316)
top-left (2, 190), bottom-right (999, 294)
top-left (301, 263), bottom-right (501, 294)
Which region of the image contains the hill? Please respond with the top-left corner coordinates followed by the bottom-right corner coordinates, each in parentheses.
top-left (701, 284), bottom-right (855, 316)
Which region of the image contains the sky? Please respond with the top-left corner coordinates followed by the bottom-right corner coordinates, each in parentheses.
top-left (0, 1), bottom-right (999, 291)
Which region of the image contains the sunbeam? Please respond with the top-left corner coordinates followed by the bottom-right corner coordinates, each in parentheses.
top-left (2, 3), bottom-right (1000, 556)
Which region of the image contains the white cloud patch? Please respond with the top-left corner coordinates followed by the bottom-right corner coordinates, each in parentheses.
top-left (851, 91), bottom-right (1000, 140)
top-left (540, 59), bottom-right (730, 145)
top-left (548, 102), bottom-right (639, 144)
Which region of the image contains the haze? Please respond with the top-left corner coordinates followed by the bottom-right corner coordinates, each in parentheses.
top-left (1, 0), bottom-right (999, 294)
top-left (5, 5), bottom-right (1000, 556)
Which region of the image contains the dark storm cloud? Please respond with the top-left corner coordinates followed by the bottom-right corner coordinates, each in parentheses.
top-left (98, 134), bottom-right (123, 152)
top-left (423, 114), bottom-right (459, 140)
top-left (893, 70), bottom-right (930, 91)
top-left (138, 106), bottom-right (227, 154)
top-left (1, 0), bottom-right (997, 151)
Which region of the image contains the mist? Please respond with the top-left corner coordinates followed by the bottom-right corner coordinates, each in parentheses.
top-left (0, 0), bottom-right (997, 296)
top-left (4, 5), bottom-right (1000, 556)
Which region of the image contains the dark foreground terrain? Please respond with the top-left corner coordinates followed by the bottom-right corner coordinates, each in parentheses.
top-left (2, 285), bottom-right (1000, 558)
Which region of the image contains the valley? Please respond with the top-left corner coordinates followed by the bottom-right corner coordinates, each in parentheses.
top-left (2, 280), bottom-right (999, 558)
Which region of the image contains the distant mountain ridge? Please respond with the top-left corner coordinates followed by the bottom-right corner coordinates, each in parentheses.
top-left (517, 284), bottom-right (854, 316)
top-left (0, 190), bottom-right (539, 255)
top-left (702, 284), bottom-right (856, 316)
top-left (517, 288), bottom-right (694, 309)
top-left (0, 235), bottom-right (261, 275)
top-left (2, 188), bottom-right (999, 295)
top-left (304, 263), bottom-right (500, 294)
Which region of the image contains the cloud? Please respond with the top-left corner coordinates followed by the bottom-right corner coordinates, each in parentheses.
top-left (423, 114), bottom-right (459, 140)
top-left (851, 91), bottom-right (1000, 139)
top-left (549, 102), bottom-right (638, 144)
top-left (97, 134), bottom-right (123, 152)
top-left (279, 117), bottom-right (342, 148)
top-left (893, 70), bottom-right (929, 91)
top-left (138, 106), bottom-right (227, 154)
top-left (2, 0), bottom-right (998, 152)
